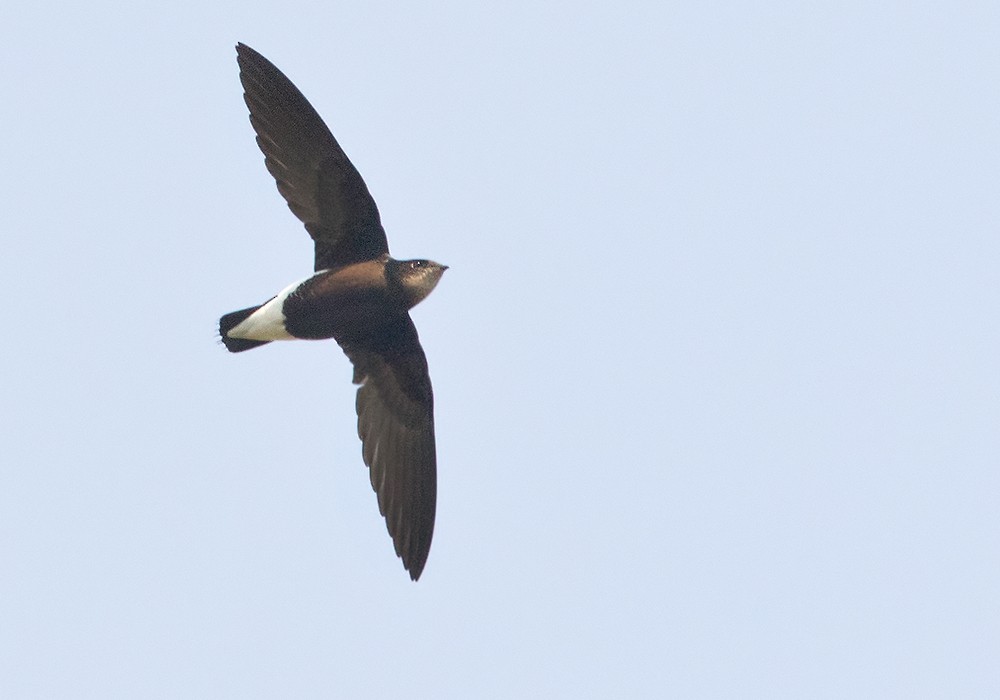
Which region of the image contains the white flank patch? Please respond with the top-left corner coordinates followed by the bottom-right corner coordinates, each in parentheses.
top-left (227, 275), bottom-right (314, 341)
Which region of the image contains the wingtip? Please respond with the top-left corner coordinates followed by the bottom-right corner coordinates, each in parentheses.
top-left (403, 543), bottom-right (431, 581)
top-left (235, 42), bottom-right (259, 63)
top-left (407, 562), bottom-right (425, 582)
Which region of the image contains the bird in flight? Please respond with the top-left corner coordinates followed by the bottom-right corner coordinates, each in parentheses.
top-left (219, 43), bottom-right (447, 581)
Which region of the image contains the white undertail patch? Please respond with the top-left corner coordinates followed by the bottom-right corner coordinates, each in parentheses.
top-left (226, 273), bottom-right (320, 341)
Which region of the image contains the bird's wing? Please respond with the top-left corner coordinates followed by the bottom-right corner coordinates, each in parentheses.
top-left (338, 314), bottom-right (436, 580)
top-left (236, 43), bottom-right (389, 271)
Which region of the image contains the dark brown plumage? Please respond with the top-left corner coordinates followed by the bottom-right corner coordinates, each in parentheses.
top-left (219, 43), bottom-right (446, 580)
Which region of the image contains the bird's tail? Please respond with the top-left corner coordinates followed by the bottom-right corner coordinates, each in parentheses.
top-left (219, 306), bottom-right (272, 353)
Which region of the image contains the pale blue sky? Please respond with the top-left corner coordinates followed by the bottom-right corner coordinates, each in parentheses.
top-left (2, 1), bottom-right (999, 697)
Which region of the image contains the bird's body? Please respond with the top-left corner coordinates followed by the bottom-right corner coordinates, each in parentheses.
top-left (219, 43), bottom-right (446, 580)
top-left (222, 257), bottom-right (443, 346)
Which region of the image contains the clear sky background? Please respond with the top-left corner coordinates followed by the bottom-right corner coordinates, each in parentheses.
top-left (1, 2), bottom-right (998, 697)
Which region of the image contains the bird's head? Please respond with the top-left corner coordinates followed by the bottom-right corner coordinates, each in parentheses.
top-left (389, 259), bottom-right (448, 309)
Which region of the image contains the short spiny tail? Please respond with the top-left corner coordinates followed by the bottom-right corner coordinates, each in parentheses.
top-left (219, 306), bottom-right (272, 352)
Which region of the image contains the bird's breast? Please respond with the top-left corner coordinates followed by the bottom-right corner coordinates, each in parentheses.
top-left (282, 261), bottom-right (396, 340)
